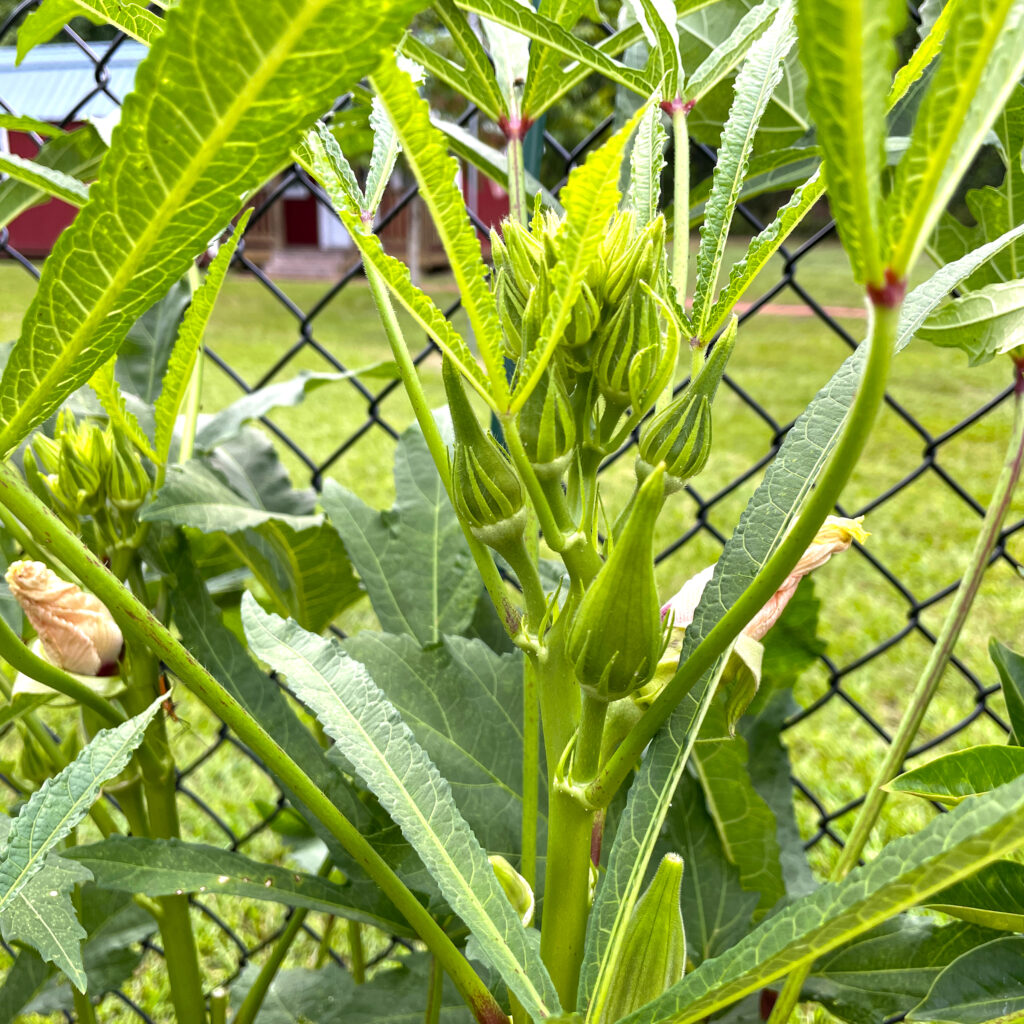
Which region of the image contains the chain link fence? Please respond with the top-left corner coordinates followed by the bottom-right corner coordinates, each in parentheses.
top-left (1, 1), bottom-right (1022, 1019)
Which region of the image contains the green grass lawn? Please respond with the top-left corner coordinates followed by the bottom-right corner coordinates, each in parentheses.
top-left (1, 237), bottom-right (1021, 1021)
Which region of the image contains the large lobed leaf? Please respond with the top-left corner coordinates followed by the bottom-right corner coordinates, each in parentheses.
top-left (691, 2), bottom-right (796, 339)
top-left (0, 0), bottom-right (430, 455)
top-left (242, 597), bottom-right (563, 1020)
top-left (621, 772), bottom-right (1024, 1024)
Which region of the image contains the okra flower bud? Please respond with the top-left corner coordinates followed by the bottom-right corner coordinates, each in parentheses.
top-left (59, 422), bottom-right (108, 514)
top-left (109, 431), bottom-right (152, 512)
top-left (488, 855), bottom-right (535, 926)
top-left (605, 216), bottom-right (666, 306)
top-left (593, 282), bottom-right (661, 408)
top-left (599, 853), bottom-right (686, 1024)
top-left (443, 359), bottom-right (526, 550)
top-left (6, 560), bottom-right (123, 676)
top-left (566, 467), bottom-right (666, 701)
top-left (517, 368), bottom-right (576, 479)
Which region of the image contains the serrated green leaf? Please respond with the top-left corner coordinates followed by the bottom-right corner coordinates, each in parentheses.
top-left (916, 280), bottom-right (1024, 366)
top-left (908, 935), bottom-right (1024, 1023)
top-left (370, 52), bottom-right (508, 405)
top-left (681, 0), bottom-right (780, 106)
top-left (662, 771), bottom-right (758, 966)
top-left (626, 0), bottom-right (682, 98)
top-left (0, 0), bottom-right (430, 456)
top-left (887, 746), bottom-right (1024, 806)
top-left (0, 152), bottom-right (90, 208)
top-left (298, 123), bottom-right (494, 405)
top-left (428, 0), bottom-right (506, 121)
top-left (804, 918), bottom-right (1000, 1024)
top-left (65, 837), bottom-right (412, 934)
top-left (990, 638), bottom-right (1024, 747)
top-left (241, 596), bottom-right (562, 1020)
top-left (691, 4), bottom-right (795, 340)
top-left (164, 539), bottom-right (414, 915)
top-left (321, 427), bottom-right (481, 646)
top-left (523, 0), bottom-right (603, 116)
top-left (88, 358), bottom-right (157, 461)
top-left (795, 0), bottom-right (898, 285)
top-left (889, 0), bottom-right (1024, 275)
top-left (511, 101), bottom-right (649, 414)
top-left (195, 369), bottom-right (382, 453)
top-left (479, 2), bottom-right (532, 115)
top-left (0, 701), bottom-right (160, 916)
top-left (925, 860), bottom-right (1024, 932)
top-left (366, 57), bottom-right (425, 217)
top-left (143, 460), bottom-right (321, 532)
top-left (153, 211), bottom-right (250, 462)
top-left (456, 0), bottom-right (652, 99)
top-left (0, 853), bottom-right (92, 991)
top-left (692, 729), bottom-right (785, 916)
top-left (628, 103), bottom-right (667, 228)
top-left (341, 631), bottom-right (532, 863)
top-left (17, 0), bottom-right (163, 59)
top-left (579, 225), bottom-right (1024, 1023)
top-left (620, 773), bottom-right (1024, 1024)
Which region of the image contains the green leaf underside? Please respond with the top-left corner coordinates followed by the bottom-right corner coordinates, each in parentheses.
top-left (232, 953), bottom-right (466, 1024)
top-left (241, 597), bottom-right (562, 1020)
top-left (579, 223), bottom-right (1024, 1019)
top-left (990, 637), bottom-right (1024, 746)
top-left (916, 280), bottom-right (1024, 366)
top-left (629, 104), bottom-right (667, 229)
top-left (154, 211), bottom-right (250, 461)
top-left (65, 837), bottom-right (411, 933)
top-left (692, 4), bottom-right (796, 339)
top-left (0, 0), bottom-right (430, 456)
top-left (888, 0), bottom-right (1024, 272)
top-left (512, 101), bottom-right (650, 414)
top-left (908, 935), bottom-right (1024, 1023)
top-left (0, 114), bottom-right (67, 136)
top-left (341, 631), bottom-right (531, 862)
top-left (887, 746), bottom-right (1024, 805)
top-left (370, 53), bottom-right (508, 404)
top-left (17, 0), bottom-right (163, 59)
top-left (431, 0), bottom-right (506, 122)
top-left (297, 125), bottom-right (492, 404)
top-left (165, 542), bottom-right (415, 922)
top-left (804, 917), bottom-right (1001, 1024)
top-left (621, 773), bottom-right (1024, 1024)
top-left (0, 152), bottom-right (90, 207)
top-left (795, 0), bottom-right (894, 284)
top-left (925, 859), bottom-right (1024, 932)
top-left (321, 427), bottom-right (481, 647)
top-left (0, 853), bottom-right (92, 991)
top-left (0, 702), bottom-right (160, 917)
top-left (0, 126), bottom-right (106, 233)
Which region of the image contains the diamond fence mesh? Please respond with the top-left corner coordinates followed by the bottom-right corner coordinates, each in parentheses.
top-left (1, 1), bottom-right (1023, 1020)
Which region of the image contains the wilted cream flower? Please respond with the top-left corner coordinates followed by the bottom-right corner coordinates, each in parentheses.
top-left (5, 560), bottom-right (123, 676)
top-left (662, 516), bottom-right (869, 640)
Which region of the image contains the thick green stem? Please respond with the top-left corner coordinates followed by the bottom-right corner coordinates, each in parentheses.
top-left (507, 132), bottom-right (529, 228)
top-left (0, 462), bottom-right (506, 1024)
top-left (587, 298), bottom-right (900, 808)
top-left (768, 360), bottom-right (1024, 1024)
top-left (671, 107), bottom-right (689, 312)
top-left (426, 955), bottom-right (445, 1024)
top-left (521, 655), bottom-right (540, 890)
top-left (363, 260), bottom-right (520, 638)
top-left (539, 787), bottom-right (595, 1010)
top-left (347, 918), bottom-right (366, 983)
top-left (70, 859), bottom-right (100, 1024)
top-left (572, 694), bottom-right (607, 785)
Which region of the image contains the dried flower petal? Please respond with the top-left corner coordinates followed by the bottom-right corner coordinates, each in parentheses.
top-left (5, 560), bottom-right (123, 676)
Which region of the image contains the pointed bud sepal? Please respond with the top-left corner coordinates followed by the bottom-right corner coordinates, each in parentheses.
top-left (566, 467), bottom-right (667, 701)
top-left (109, 430), bottom-right (152, 513)
top-left (516, 368), bottom-right (576, 479)
top-left (598, 853), bottom-right (686, 1023)
top-left (443, 359), bottom-right (526, 552)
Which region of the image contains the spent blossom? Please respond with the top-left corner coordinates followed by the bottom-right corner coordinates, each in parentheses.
top-left (662, 516), bottom-right (869, 641)
top-left (6, 560), bottom-right (123, 676)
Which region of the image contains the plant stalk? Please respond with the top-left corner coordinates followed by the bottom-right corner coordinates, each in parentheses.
top-left (671, 107), bottom-right (689, 312)
top-left (0, 461), bottom-right (507, 1024)
top-left (587, 297), bottom-right (901, 808)
top-left (507, 131), bottom-right (529, 228)
top-left (768, 358), bottom-right (1024, 1024)
top-left (426, 954), bottom-right (445, 1024)
top-left (363, 259), bottom-right (520, 639)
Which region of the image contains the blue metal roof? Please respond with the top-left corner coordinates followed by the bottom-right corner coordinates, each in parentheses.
top-left (0, 41), bottom-right (145, 122)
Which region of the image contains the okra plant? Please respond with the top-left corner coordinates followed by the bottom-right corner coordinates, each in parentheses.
top-left (3, 0), bottom-right (1024, 1022)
